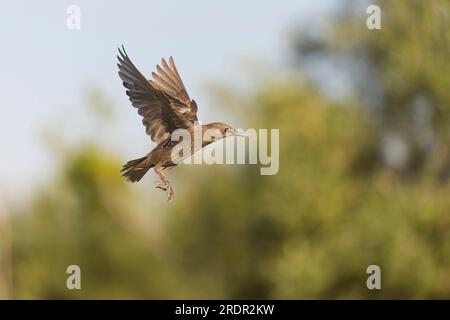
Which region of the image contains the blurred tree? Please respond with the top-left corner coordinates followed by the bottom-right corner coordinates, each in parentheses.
top-left (12, 146), bottom-right (181, 298)
top-left (293, 0), bottom-right (450, 180)
top-left (163, 79), bottom-right (450, 299)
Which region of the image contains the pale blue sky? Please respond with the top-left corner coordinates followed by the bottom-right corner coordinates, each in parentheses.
top-left (0, 0), bottom-right (338, 197)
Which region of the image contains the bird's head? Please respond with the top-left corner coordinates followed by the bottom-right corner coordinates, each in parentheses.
top-left (204, 122), bottom-right (245, 140)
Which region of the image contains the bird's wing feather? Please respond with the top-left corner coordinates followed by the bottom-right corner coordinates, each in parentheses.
top-left (149, 57), bottom-right (198, 122)
top-left (117, 46), bottom-right (196, 144)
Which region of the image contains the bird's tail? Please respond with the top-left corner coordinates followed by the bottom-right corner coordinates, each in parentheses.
top-left (121, 156), bottom-right (154, 182)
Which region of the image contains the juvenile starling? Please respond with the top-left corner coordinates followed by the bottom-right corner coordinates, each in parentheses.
top-left (117, 46), bottom-right (242, 201)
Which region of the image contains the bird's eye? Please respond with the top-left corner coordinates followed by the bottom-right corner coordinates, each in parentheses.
top-left (224, 127), bottom-right (229, 132)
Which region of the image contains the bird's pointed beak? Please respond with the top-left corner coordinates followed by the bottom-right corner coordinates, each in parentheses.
top-left (232, 129), bottom-right (246, 137)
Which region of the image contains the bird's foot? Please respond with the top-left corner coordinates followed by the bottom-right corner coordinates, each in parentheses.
top-left (154, 180), bottom-right (167, 191)
top-left (154, 180), bottom-right (173, 202)
top-left (155, 185), bottom-right (166, 191)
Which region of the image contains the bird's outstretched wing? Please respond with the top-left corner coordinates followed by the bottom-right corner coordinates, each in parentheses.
top-left (117, 46), bottom-right (198, 144)
top-left (150, 57), bottom-right (198, 123)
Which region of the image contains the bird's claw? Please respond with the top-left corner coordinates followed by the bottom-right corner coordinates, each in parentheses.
top-left (155, 185), bottom-right (167, 191)
top-left (154, 180), bottom-right (174, 202)
top-left (154, 180), bottom-right (167, 191)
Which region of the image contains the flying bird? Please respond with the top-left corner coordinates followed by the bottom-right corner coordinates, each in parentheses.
top-left (117, 46), bottom-right (243, 201)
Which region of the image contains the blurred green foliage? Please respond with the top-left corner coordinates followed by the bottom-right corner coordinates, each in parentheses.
top-left (2, 0), bottom-right (450, 299)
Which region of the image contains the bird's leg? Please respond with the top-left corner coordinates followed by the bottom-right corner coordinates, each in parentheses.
top-left (166, 181), bottom-right (174, 202)
top-left (154, 166), bottom-right (174, 201)
top-left (154, 166), bottom-right (168, 192)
